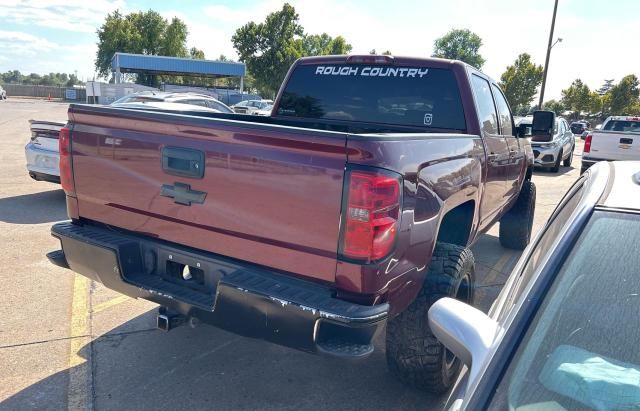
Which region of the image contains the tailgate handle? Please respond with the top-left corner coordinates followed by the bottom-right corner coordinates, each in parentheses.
top-left (620, 138), bottom-right (633, 145)
top-left (162, 147), bottom-right (205, 179)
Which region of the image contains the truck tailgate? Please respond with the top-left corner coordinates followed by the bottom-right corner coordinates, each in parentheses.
top-left (589, 130), bottom-right (640, 160)
top-left (68, 106), bottom-right (347, 282)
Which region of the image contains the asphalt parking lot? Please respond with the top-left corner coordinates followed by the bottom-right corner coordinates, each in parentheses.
top-left (0, 99), bottom-right (584, 411)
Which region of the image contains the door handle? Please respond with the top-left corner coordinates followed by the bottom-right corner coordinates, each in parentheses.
top-left (162, 146), bottom-right (205, 179)
top-left (487, 153), bottom-right (498, 161)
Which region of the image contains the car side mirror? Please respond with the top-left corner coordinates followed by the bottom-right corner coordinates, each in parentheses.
top-left (532, 110), bottom-right (555, 142)
top-left (428, 297), bottom-right (501, 382)
top-left (516, 124), bottom-right (530, 138)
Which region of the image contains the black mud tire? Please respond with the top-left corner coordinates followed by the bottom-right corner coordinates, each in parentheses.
top-left (563, 147), bottom-right (573, 167)
top-left (551, 149), bottom-right (562, 172)
top-left (499, 180), bottom-right (536, 250)
top-left (385, 243), bottom-right (475, 393)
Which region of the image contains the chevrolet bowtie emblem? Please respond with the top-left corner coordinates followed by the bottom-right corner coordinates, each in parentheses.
top-left (160, 182), bottom-right (207, 206)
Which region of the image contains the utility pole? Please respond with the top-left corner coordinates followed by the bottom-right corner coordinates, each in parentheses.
top-left (538, 0), bottom-right (559, 108)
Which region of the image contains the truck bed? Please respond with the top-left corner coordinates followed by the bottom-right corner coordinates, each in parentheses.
top-left (68, 104), bottom-right (350, 283)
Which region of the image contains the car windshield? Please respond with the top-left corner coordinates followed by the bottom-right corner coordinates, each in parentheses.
top-left (277, 64), bottom-right (466, 130)
top-left (488, 211), bottom-right (640, 411)
top-left (603, 120), bottom-right (640, 133)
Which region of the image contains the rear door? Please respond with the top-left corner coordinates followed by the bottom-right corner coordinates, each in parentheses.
top-left (470, 75), bottom-right (511, 220)
top-left (69, 107), bottom-right (348, 283)
top-left (589, 118), bottom-right (640, 160)
top-left (491, 84), bottom-right (525, 195)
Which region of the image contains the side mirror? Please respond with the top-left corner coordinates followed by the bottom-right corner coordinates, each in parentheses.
top-left (531, 110), bottom-right (555, 142)
top-left (428, 297), bottom-right (500, 382)
top-left (516, 124), bottom-right (531, 138)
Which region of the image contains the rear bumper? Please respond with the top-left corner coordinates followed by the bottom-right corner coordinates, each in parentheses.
top-left (49, 221), bottom-right (388, 358)
top-left (25, 142), bottom-right (60, 179)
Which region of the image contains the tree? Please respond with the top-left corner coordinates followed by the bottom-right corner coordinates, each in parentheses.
top-left (432, 28), bottom-right (485, 69)
top-left (542, 99), bottom-right (565, 116)
top-left (0, 70), bottom-right (84, 86)
top-left (299, 33), bottom-right (351, 56)
top-left (597, 79), bottom-right (615, 96)
top-left (232, 3), bottom-right (352, 97)
top-left (561, 79), bottom-right (591, 114)
top-left (161, 17), bottom-right (188, 57)
top-left (499, 53), bottom-right (543, 115)
top-left (232, 4), bottom-right (303, 97)
top-left (587, 91), bottom-right (603, 114)
top-left (189, 47), bottom-right (205, 59)
top-left (95, 10), bottom-right (190, 86)
top-left (608, 74), bottom-right (640, 115)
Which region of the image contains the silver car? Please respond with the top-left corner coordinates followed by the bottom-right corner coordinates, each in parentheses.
top-left (25, 120), bottom-right (65, 183)
top-left (518, 116), bottom-right (575, 172)
top-left (429, 161), bottom-right (640, 411)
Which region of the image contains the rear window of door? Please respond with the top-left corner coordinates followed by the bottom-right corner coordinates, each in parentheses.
top-left (277, 64), bottom-right (466, 130)
top-left (471, 75), bottom-right (499, 135)
top-left (491, 84), bottom-right (513, 136)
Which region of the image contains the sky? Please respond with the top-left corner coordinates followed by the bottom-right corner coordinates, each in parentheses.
top-left (0, 0), bottom-right (639, 100)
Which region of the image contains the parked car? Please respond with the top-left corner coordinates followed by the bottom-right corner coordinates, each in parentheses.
top-left (111, 101), bottom-right (230, 114)
top-left (111, 92), bottom-right (233, 113)
top-left (569, 120), bottom-right (589, 135)
top-left (232, 99), bottom-right (273, 115)
top-left (254, 104), bottom-right (273, 116)
top-left (429, 160), bottom-right (640, 411)
top-left (48, 55), bottom-right (541, 392)
top-left (582, 115), bottom-right (640, 173)
top-left (0, 85), bottom-right (6, 100)
top-left (25, 120), bottom-right (65, 183)
top-left (517, 116), bottom-right (575, 172)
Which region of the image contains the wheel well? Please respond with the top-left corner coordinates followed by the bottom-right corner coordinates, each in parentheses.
top-left (526, 165), bottom-right (533, 181)
top-left (436, 201), bottom-right (475, 247)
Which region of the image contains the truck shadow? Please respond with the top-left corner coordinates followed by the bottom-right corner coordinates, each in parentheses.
top-left (0, 189), bottom-right (67, 224)
top-left (0, 310), bottom-right (445, 411)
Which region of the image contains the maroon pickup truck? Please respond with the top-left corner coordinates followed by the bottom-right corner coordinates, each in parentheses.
top-left (48, 55), bottom-right (544, 392)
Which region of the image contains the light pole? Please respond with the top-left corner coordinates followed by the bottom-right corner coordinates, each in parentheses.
top-left (538, 0), bottom-right (560, 108)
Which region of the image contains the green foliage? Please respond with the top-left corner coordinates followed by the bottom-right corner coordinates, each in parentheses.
top-left (189, 47), bottom-right (205, 60)
top-left (432, 29), bottom-right (485, 69)
top-left (232, 3), bottom-right (352, 98)
top-left (232, 4), bottom-right (303, 97)
top-left (587, 91), bottom-right (603, 114)
top-left (561, 79), bottom-right (592, 113)
top-left (608, 74), bottom-right (639, 115)
top-left (0, 70), bottom-right (84, 87)
top-left (95, 9), bottom-right (189, 87)
top-left (300, 33), bottom-right (352, 56)
top-left (542, 99), bottom-right (565, 116)
top-left (499, 53), bottom-right (543, 115)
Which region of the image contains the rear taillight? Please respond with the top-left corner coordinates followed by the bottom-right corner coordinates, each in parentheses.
top-left (340, 169), bottom-right (401, 262)
top-left (584, 133), bottom-right (592, 154)
top-left (59, 127), bottom-right (75, 195)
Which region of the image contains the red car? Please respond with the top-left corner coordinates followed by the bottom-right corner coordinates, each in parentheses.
top-left (48, 55), bottom-right (542, 391)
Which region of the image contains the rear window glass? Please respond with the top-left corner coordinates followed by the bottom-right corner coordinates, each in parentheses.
top-left (603, 120), bottom-right (640, 133)
top-left (277, 64), bottom-right (466, 130)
